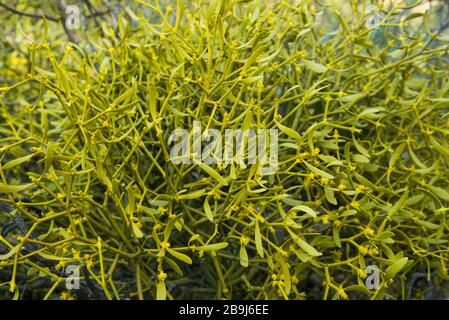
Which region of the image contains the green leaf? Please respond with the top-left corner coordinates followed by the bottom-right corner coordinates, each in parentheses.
top-left (255, 220), bottom-right (264, 257)
top-left (0, 183), bottom-right (33, 194)
top-left (178, 189), bottom-right (206, 200)
top-left (148, 82), bottom-right (158, 122)
top-left (204, 197), bottom-right (214, 222)
top-left (302, 59), bottom-right (327, 73)
top-left (94, 163), bottom-right (113, 191)
top-left (353, 154), bottom-right (370, 163)
top-left (404, 194), bottom-right (425, 206)
top-left (295, 237), bottom-right (322, 257)
top-left (258, 46), bottom-right (282, 64)
top-left (385, 257), bottom-right (409, 279)
top-left (277, 122), bottom-right (302, 142)
top-left (290, 204), bottom-right (316, 217)
top-left (165, 256), bottom-right (183, 276)
top-left (353, 139), bottom-right (370, 158)
top-left (126, 186), bottom-right (135, 216)
top-left (287, 229), bottom-right (322, 257)
top-left (345, 285), bottom-right (371, 295)
top-left (0, 244), bottom-right (21, 260)
top-left (404, 13), bottom-right (423, 22)
top-left (3, 153), bottom-right (37, 170)
top-left (294, 249), bottom-right (312, 262)
top-left (242, 110), bottom-right (253, 131)
top-left (167, 248), bottom-right (192, 264)
top-left (354, 172), bottom-right (377, 191)
top-left (341, 209), bottom-right (357, 217)
top-left (375, 231), bottom-right (395, 240)
top-left (111, 85), bottom-right (135, 107)
top-left (131, 223), bottom-right (144, 238)
top-left (195, 242), bottom-right (229, 251)
top-left (44, 142), bottom-right (55, 174)
top-left (156, 281), bottom-right (166, 300)
top-left (279, 258), bottom-right (291, 294)
top-left (164, 218), bottom-right (177, 242)
top-left (333, 224), bottom-right (341, 248)
top-left (325, 187), bottom-right (337, 205)
top-left (341, 93), bottom-right (365, 102)
top-left (416, 220), bottom-right (440, 230)
top-left (304, 162), bottom-right (334, 179)
top-left (389, 143), bottom-right (406, 168)
top-left (387, 190), bottom-right (409, 217)
top-left (408, 144), bottom-right (426, 169)
top-left (196, 162), bottom-right (228, 186)
top-left (429, 186), bottom-right (449, 201)
top-left (37, 251), bottom-right (71, 261)
top-left (358, 107), bottom-right (386, 119)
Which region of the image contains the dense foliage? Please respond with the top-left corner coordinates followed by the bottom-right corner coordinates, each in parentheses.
top-left (1, 0), bottom-right (449, 300)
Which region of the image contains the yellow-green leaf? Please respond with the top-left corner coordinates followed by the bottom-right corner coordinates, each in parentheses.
top-left (429, 186), bottom-right (449, 201)
top-left (156, 281), bottom-right (166, 300)
top-left (290, 204), bottom-right (316, 217)
top-left (279, 258), bottom-right (291, 294)
top-left (197, 162), bottom-right (228, 185)
top-left (94, 164), bottom-right (113, 191)
top-left (302, 59), bottom-right (327, 73)
top-left (167, 248), bottom-right (192, 264)
top-left (132, 223), bottom-right (144, 238)
top-left (294, 249), bottom-right (313, 262)
top-left (389, 143), bottom-right (405, 168)
top-left (204, 197), bottom-right (214, 222)
top-left (195, 242), bottom-right (229, 251)
top-left (325, 187), bottom-right (337, 205)
top-left (277, 122), bottom-right (302, 142)
top-left (295, 237), bottom-right (322, 257)
top-left (387, 190), bottom-right (409, 217)
top-left (148, 82), bottom-right (158, 122)
top-left (3, 153), bottom-right (37, 170)
top-left (0, 244), bottom-right (21, 260)
top-left (287, 229), bottom-right (322, 257)
top-left (353, 154), bottom-right (370, 163)
top-left (178, 189), bottom-right (206, 200)
top-left (341, 93), bottom-right (365, 102)
top-left (333, 224), bottom-right (341, 248)
top-left (304, 162), bottom-right (334, 179)
top-left (385, 257), bottom-right (409, 279)
top-left (239, 245), bottom-right (249, 267)
top-left (126, 186), bottom-right (135, 217)
top-left (0, 183), bottom-right (33, 194)
top-left (255, 220), bottom-right (263, 257)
